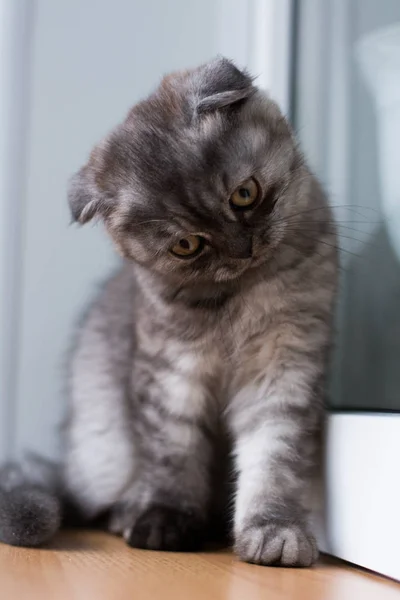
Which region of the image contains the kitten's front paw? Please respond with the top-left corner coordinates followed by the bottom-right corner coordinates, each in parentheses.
top-left (126, 505), bottom-right (205, 552)
top-left (235, 520), bottom-right (318, 567)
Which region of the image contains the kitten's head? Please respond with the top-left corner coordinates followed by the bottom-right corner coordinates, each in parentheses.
top-left (69, 57), bottom-right (308, 286)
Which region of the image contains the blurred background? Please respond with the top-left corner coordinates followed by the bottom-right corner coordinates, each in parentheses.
top-left (0, 0), bottom-right (399, 579)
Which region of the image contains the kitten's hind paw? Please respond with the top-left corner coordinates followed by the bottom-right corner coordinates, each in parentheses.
top-left (235, 519), bottom-right (318, 567)
top-left (126, 505), bottom-right (205, 552)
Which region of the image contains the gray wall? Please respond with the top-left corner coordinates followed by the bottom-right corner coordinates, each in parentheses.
top-left (0, 1), bottom-right (34, 460)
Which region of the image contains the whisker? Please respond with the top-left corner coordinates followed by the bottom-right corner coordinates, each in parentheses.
top-left (272, 204), bottom-right (380, 226)
top-left (226, 303), bottom-right (240, 355)
top-left (238, 290), bottom-right (257, 321)
top-left (278, 240), bottom-right (347, 274)
top-left (284, 228), bottom-right (381, 248)
top-left (212, 299), bottom-right (233, 364)
top-left (308, 223), bottom-right (380, 236)
top-left (280, 220), bottom-right (381, 230)
top-left (293, 231), bottom-right (362, 258)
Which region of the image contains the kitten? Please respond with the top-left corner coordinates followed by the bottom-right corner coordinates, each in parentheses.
top-left (0, 57), bottom-right (337, 566)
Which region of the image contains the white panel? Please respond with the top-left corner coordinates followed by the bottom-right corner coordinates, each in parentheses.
top-left (0, 1), bottom-right (33, 460)
top-left (327, 414), bottom-right (400, 580)
top-left (218, 0), bottom-right (293, 114)
top-left (248, 0), bottom-right (293, 114)
top-left (294, 0), bottom-right (331, 179)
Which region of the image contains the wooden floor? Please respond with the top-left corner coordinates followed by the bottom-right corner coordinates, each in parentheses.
top-left (1, 531), bottom-right (399, 600)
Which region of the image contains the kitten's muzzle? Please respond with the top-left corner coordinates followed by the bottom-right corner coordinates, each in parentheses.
top-left (225, 235), bottom-right (253, 259)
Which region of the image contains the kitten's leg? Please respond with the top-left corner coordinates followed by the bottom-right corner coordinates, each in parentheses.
top-left (63, 307), bottom-right (135, 519)
top-left (114, 358), bottom-right (214, 552)
top-left (63, 380), bottom-right (134, 520)
top-left (228, 344), bottom-right (324, 567)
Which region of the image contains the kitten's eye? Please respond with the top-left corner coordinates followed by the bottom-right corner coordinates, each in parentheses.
top-left (170, 235), bottom-right (205, 258)
top-left (230, 178), bottom-right (259, 210)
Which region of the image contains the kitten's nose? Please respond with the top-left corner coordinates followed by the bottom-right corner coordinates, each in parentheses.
top-left (227, 235), bottom-right (253, 259)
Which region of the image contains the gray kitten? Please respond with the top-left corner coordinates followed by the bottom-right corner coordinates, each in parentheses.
top-left (0, 58), bottom-right (337, 566)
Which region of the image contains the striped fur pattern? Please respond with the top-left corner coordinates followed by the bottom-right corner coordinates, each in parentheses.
top-left (0, 58), bottom-right (337, 566)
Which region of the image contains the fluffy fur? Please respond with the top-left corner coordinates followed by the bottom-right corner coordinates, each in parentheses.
top-left (0, 58), bottom-right (337, 566)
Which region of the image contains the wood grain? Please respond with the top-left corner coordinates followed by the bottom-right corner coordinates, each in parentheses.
top-left (0, 530), bottom-right (399, 600)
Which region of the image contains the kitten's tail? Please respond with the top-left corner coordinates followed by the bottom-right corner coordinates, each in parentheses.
top-left (0, 456), bottom-right (62, 547)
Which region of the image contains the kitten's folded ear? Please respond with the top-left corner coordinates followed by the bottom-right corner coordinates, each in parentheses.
top-left (68, 144), bottom-right (111, 226)
top-left (68, 167), bottom-right (99, 224)
top-left (195, 56), bottom-right (255, 114)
